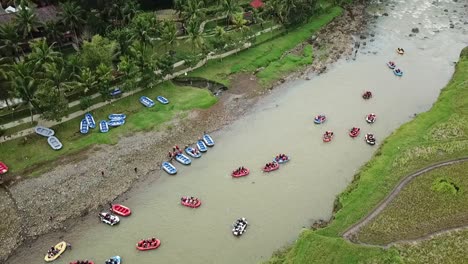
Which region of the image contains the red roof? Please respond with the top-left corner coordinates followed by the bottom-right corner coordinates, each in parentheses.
top-left (0, 162), bottom-right (8, 174)
top-left (250, 0), bottom-right (264, 9)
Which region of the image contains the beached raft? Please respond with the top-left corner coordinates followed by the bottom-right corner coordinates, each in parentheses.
top-left (108, 114), bottom-right (126, 120)
top-left (80, 119), bottom-right (89, 134)
top-left (48, 136), bottom-right (63, 150)
top-left (162, 162), bottom-right (177, 175)
top-left (108, 119), bottom-right (125, 127)
top-left (140, 96), bottom-right (155, 107)
top-left (175, 153), bottom-right (191, 165)
top-left (196, 140), bottom-right (208, 152)
top-left (157, 96), bottom-right (169, 104)
top-left (35, 126), bottom-right (55, 137)
top-left (111, 204), bottom-right (131, 217)
top-left (203, 134), bottom-right (215, 147)
top-left (185, 147), bottom-right (202, 158)
top-left (99, 120), bottom-right (109, 133)
top-left (85, 113), bottom-right (96, 129)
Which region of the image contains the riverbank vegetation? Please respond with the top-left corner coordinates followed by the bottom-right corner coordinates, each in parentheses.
top-left (357, 162), bottom-right (468, 245)
top-left (0, 82), bottom-right (216, 176)
top-left (0, 0), bottom-right (343, 175)
top-left (265, 47), bottom-right (468, 263)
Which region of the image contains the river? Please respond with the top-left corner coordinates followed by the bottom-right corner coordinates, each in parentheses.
top-left (7, 0), bottom-right (467, 263)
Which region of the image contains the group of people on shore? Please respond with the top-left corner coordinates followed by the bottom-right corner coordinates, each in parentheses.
top-left (168, 145), bottom-right (183, 159)
top-left (181, 196), bottom-right (199, 205)
top-left (137, 238), bottom-right (158, 248)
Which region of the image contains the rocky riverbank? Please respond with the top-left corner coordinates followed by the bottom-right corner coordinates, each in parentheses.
top-left (0, 4), bottom-right (369, 262)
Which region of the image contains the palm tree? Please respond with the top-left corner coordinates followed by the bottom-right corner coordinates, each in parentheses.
top-left (26, 39), bottom-right (62, 74)
top-left (105, 0), bottom-right (139, 27)
top-left (7, 61), bottom-right (40, 123)
top-left (59, 1), bottom-right (86, 43)
top-left (75, 67), bottom-right (97, 94)
top-left (44, 21), bottom-right (63, 47)
top-left (186, 20), bottom-right (205, 53)
top-left (14, 2), bottom-right (39, 40)
top-left (222, 0), bottom-right (242, 26)
top-left (160, 21), bottom-right (177, 53)
top-left (181, 0), bottom-right (205, 23)
top-left (231, 13), bottom-right (248, 33)
top-left (0, 22), bottom-right (23, 59)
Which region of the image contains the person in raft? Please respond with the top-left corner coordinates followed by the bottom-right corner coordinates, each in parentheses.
top-left (324, 131), bottom-right (334, 138)
top-left (264, 162), bottom-right (276, 169)
top-left (388, 61), bottom-right (395, 66)
top-left (105, 259), bottom-right (118, 264)
top-left (47, 246), bottom-right (60, 257)
top-left (138, 238), bottom-right (159, 248)
top-left (234, 167), bottom-right (247, 174)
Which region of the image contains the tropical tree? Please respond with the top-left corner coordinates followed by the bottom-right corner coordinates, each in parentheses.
top-left (231, 13), bottom-right (248, 33)
top-left (185, 20), bottom-right (205, 54)
top-left (44, 21), bottom-right (63, 47)
top-left (95, 63), bottom-right (113, 99)
top-left (181, 0), bottom-right (205, 23)
top-left (59, 1), bottom-right (86, 42)
top-left (210, 26), bottom-right (228, 50)
top-left (117, 55), bottom-right (141, 91)
top-left (160, 21), bottom-right (177, 53)
top-left (222, 0), bottom-right (242, 26)
top-left (0, 22), bottom-right (23, 59)
top-left (156, 53), bottom-right (175, 78)
top-left (104, 0), bottom-right (140, 27)
top-left (107, 27), bottom-right (134, 55)
top-left (75, 67), bottom-right (97, 94)
top-left (14, 2), bottom-right (39, 40)
top-left (129, 13), bottom-right (159, 48)
top-left (26, 39), bottom-right (62, 74)
top-left (80, 35), bottom-right (119, 70)
top-left (7, 62), bottom-right (40, 123)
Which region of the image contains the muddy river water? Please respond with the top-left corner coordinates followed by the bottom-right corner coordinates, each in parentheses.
top-left (6, 0), bottom-right (467, 263)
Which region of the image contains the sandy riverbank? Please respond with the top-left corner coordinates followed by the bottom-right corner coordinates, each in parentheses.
top-left (0, 4), bottom-right (369, 262)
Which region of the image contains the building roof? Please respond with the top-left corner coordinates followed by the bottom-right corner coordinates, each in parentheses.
top-left (0, 5), bottom-right (59, 24)
top-left (250, 0), bottom-right (264, 9)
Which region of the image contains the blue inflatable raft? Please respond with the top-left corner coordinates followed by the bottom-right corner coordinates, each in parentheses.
top-left (108, 119), bottom-right (125, 127)
top-left (99, 120), bottom-right (109, 133)
top-left (203, 134), bottom-right (215, 147)
top-left (197, 140), bottom-right (208, 152)
top-left (175, 153), bottom-right (192, 165)
top-left (85, 113), bottom-right (96, 129)
top-left (314, 115), bottom-right (326, 124)
top-left (80, 119), bottom-right (89, 134)
top-left (157, 96), bottom-right (169, 104)
top-left (162, 162), bottom-right (177, 175)
top-left (140, 96), bottom-right (155, 107)
top-left (393, 69), bottom-right (403, 76)
top-left (185, 147), bottom-right (202, 158)
top-left (108, 114), bottom-right (126, 120)
top-left (47, 136), bottom-right (63, 150)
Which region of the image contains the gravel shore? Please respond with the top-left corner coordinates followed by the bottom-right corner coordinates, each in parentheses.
top-left (0, 4), bottom-right (369, 262)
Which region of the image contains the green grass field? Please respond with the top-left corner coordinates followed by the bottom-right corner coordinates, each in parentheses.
top-left (265, 47), bottom-right (468, 263)
top-left (357, 162), bottom-right (468, 245)
top-left (188, 7), bottom-right (343, 87)
top-left (0, 82), bottom-right (217, 176)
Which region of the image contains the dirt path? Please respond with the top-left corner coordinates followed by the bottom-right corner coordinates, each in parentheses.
top-left (342, 157), bottom-right (468, 247)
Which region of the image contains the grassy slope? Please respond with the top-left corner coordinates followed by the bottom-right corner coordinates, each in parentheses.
top-left (358, 162), bottom-right (468, 245)
top-left (188, 7), bottom-right (343, 87)
top-left (266, 47), bottom-right (468, 263)
top-left (0, 82), bottom-right (217, 175)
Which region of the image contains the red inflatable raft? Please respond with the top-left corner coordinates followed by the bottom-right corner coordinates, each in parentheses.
top-left (181, 197), bottom-right (201, 208)
top-left (323, 131), bottom-right (334, 142)
top-left (136, 239), bottom-right (161, 251)
top-left (349, 128), bottom-right (360, 138)
top-left (0, 161), bottom-right (8, 174)
top-left (111, 204), bottom-right (131, 217)
top-left (70, 261), bottom-right (94, 264)
top-left (232, 168), bottom-right (250, 178)
top-left (263, 163), bottom-right (279, 172)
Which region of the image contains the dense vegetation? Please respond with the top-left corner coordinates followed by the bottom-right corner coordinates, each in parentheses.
top-left (266, 47), bottom-right (468, 263)
top-left (0, 0), bottom-right (327, 125)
